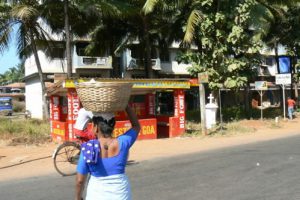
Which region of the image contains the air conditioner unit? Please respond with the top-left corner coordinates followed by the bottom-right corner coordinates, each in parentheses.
top-left (96, 58), bottom-right (107, 65)
top-left (151, 59), bottom-right (161, 70)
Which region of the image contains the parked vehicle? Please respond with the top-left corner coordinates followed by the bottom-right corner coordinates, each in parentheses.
top-left (0, 97), bottom-right (13, 116)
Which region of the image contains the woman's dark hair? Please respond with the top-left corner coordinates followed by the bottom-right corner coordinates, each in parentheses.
top-left (92, 116), bottom-right (116, 137)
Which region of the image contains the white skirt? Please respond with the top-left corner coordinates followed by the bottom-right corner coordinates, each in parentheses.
top-left (86, 174), bottom-right (131, 200)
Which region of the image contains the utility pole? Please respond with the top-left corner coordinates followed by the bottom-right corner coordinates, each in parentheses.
top-left (198, 73), bottom-right (208, 135)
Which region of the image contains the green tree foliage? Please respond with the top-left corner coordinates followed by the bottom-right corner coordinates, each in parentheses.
top-left (0, 62), bottom-right (24, 85)
top-left (177, 0), bottom-right (261, 90)
top-left (0, 0), bottom-right (51, 119)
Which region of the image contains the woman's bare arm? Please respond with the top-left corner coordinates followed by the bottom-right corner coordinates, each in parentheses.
top-left (75, 173), bottom-right (86, 200)
top-left (126, 105), bottom-right (141, 133)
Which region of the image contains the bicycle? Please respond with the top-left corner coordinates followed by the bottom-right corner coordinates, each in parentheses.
top-left (52, 134), bottom-right (136, 176)
top-left (52, 136), bottom-right (86, 176)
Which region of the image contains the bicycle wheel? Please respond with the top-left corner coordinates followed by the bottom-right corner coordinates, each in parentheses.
top-left (53, 141), bottom-right (81, 176)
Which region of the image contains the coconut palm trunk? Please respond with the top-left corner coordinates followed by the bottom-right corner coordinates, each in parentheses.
top-left (143, 15), bottom-right (153, 78)
top-left (64, 0), bottom-right (72, 78)
top-left (29, 30), bottom-right (49, 120)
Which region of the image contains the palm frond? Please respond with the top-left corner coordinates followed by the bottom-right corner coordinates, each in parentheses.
top-left (0, 22), bottom-right (12, 54)
top-left (11, 4), bottom-right (38, 21)
top-left (16, 23), bottom-right (29, 59)
top-left (143, 0), bottom-right (159, 14)
top-left (183, 9), bottom-right (203, 44)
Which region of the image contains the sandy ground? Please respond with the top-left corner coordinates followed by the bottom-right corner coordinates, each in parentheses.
top-left (1, 118), bottom-right (300, 182)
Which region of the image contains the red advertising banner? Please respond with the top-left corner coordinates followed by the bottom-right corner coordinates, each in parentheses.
top-left (51, 121), bottom-right (68, 142)
top-left (49, 99), bottom-right (53, 120)
top-left (51, 96), bottom-right (61, 121)
top-left (67, 89), bottom-right (80, 141)
top-left (146, 93), bottom-right (155, 117)
top-left (189, 78), bottom-right (199, 86)
top-left (115, 102), bottom-right (147, 120)
top-left (113, 118), bottom-right (157, 140)
top-left (132, 102), bottom-right (146, 118)
top-left (174, 90), bottom-right (185, 131)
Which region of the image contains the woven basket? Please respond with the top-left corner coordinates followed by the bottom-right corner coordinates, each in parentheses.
top-left (75, 81), bottom-right (133, 112)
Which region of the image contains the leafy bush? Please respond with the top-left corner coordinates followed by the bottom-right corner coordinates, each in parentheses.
top-left (221, 106), bottom-right (247, 121)
top-left (221, 106), bottom-right (282, 121)
top-left (250, 107), bottom-right (282, 119)
top-left (186, 109), bottom-right (200, 122)
top-left (12, 100), bottom-right (25, 112)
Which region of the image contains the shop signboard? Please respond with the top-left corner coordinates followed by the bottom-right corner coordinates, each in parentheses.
top-left (198, 72), bottom-right (209, 83)
top-left (174, 90), bottom-right (185, 130)
top-left (275, 73), bottom-right (291, 85)
top-left (113, 119), bottom-right (157, 140)
top-left (67, 89), bottom-right (80, 141)
top-left (64, 79), bottom-right (190, 89)
top-left (133, 81), bottom-right (190, 89)
top-left (255, 81), bottom-right (268, 90)
top-left (51, 96), bottom-right (60, 121)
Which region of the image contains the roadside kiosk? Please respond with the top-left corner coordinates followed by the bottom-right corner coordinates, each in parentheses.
top-left (47, 79), bottom-right (190, 142)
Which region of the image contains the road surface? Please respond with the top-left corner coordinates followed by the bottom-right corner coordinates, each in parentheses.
top-left (1, 135), bottom-right (300, 200)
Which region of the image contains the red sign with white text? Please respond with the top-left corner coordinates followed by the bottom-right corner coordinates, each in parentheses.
top-left (113, 118), bottom-right (157, 140)
top-left (67, 89), bottom-right (80, 141)
top-left (146, 93), bottom-right (155, 117)
top-left (51, 96), bottom-right (60, 121)
top-left (174, 90), bottom-right (185, 132)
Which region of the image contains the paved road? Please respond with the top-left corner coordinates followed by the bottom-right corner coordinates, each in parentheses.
top-left (1, 135), bottom-right (300, 200)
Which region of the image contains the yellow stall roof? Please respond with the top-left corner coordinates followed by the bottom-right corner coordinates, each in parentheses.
top-left (47, 78), bottom-right (191, 96)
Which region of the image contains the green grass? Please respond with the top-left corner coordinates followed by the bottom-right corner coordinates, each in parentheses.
top-left (0, 117), bottom-right (50, 144)
top-left (186, 107), bottom-right (283, 122)
top-left (184, 117), bottom-right (283, 138)
top-left (220, 121), bottom-right (256, 135)
top-left (184, 120), bottom-right (257, 137)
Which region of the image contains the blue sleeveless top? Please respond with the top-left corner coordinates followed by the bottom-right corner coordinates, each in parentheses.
top-left (77, 129), bottom-right (138, 177)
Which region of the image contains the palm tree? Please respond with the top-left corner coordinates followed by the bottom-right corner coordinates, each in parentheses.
top-left (0, 0), bottom-right (52, 119)
top-left (143, 0), bottom-right (300, 45)
top-left (72, 0), bottom-right (139, 77)
top-left (86, 0), bottom-right (180, 78)
top-left (41, 0), bottom-right (101, 77)
top-left (64, 0), bottom-right (72, 78)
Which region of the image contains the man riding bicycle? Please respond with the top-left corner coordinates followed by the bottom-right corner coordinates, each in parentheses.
top-left (73, 106), bottom-right (96, 142)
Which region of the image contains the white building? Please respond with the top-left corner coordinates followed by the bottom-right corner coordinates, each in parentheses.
top-left (258, 45), bottom-right (288, 77)
top-left (24, 39), bottom-right (192, 119)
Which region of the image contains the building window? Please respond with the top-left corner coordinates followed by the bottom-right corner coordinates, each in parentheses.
top-left (156, 91), bottom-right (174, 116)
top-left (130, 45), bottom-right (142, 59)
top-left (76, 42), bottom-right (107, 57)
top-left (50, 47), bottom-right (65, 59)
top-left (160, 50), bottom-right (170, 62)
top-left (265, 57), bottom-right (275, 66)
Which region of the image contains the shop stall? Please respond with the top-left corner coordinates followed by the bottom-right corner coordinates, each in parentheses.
top-left (47, 79), bottom-right (191, 142)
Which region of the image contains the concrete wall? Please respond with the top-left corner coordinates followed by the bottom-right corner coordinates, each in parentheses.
top-left (25, 51), bottom-right (67, 76)
top-left (25, 77), bottom-right (44, 119)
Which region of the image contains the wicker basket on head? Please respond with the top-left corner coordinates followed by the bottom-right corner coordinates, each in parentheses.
top-left (75, 81), bottom-right (133, 112)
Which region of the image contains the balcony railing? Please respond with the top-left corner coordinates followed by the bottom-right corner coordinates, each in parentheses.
top-left (127, 58), bottom-right (161, 70)
top-left (75, 56), bottom-right (112, 69)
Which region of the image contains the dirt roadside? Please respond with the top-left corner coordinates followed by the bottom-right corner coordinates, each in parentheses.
top-left (1, 118), bottom-right (300, 182)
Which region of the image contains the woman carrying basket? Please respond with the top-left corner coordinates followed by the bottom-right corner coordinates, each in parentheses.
top-left (75, 104), bottom-right (141, 200)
